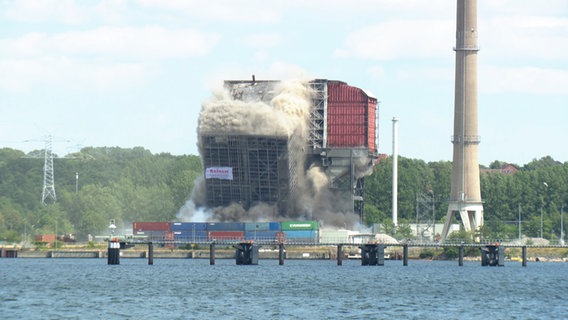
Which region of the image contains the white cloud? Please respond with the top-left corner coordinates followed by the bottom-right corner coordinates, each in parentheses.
top-left (335, 19), bottom-right (453, 61)
top-left (138, 0), bottom-right (281, 23)
top-left (241, 33), bottom-right (283, 48)
top-left (480, 0), bottom-right (567, 17)
top-left (0, 56), bottom-right (154, 92)
top-left (394, 66), bottom-right (453, 82)
top-left (0, 26), bottom-right (219, 59)
top-left (2, 0), bottom-right (91, 25)
top-left (0, 26), bottom-right (219, 92)
top-left (481, 15), bottom-right (568, 61)
top-left (481, 66), bottom-right (568, 95)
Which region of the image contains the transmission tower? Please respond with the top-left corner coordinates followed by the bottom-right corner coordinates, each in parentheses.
top-left (41, 135), bottom-right (56, 204)
top-left (415, 191), bottom-right (437, 241)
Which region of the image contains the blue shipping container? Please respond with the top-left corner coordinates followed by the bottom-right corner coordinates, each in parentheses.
top-left (207, 222), bottom-right (245, 231)
top-left (244, 222), bottom-right (281, 231)
top-left (170, 222), bottom-right (207, 232)
top-left (133, 230), bottom-right (166, 236)
top-left (283, 230), bottom-right (317, 238)
top-left (283, 230), bottom-right (318, 242)
top-left (244, 231), bottom-right (278, 241)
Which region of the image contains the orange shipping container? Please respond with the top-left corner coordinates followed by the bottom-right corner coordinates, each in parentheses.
top-left (35, 234), bottom-right (56, 242)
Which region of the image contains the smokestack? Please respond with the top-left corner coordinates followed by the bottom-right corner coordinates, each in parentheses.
top-left (252, 74), bottom-right (256, 83)
top-left (441, 0), bottom-right (484, 241)
top-left (392, 117), bottom-right (399, 229)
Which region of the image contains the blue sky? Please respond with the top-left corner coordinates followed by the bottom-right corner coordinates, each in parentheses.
top-left (1, 0), bottom-right (566, 166)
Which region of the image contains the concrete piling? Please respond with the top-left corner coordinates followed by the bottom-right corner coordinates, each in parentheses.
top-left (107, 240), bottom-right (120, 265)
top-left (234, 242), bottom-right (259, 265)
top-left (278, 243), bottom-right (285, 265)
top-left (210, 243), bottom-right (215, 265)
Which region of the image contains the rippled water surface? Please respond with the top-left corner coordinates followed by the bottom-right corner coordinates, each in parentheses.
top-left (1, 258), bottom-right (567, 319)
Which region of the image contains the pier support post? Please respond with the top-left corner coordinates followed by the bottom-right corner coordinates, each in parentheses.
top-left (148, 242), bottom-right (154, 265)
top-left (210, 243), bottom-right (215, 265)
top-left (402, 244), bottom-right (408, 266)
top-left (235, 242), bottom-right (259, 265)
top-left (458, 246), bottom-right (464, 266)
top-left (360, 244), bottom-right (379, 266)
top-left (498, 245), bottom-right (505, 267)
top-left (377, 244), bottom-right (385, 266)
top-left (522, 246), bottom-right (527, 267)
top-left (107, 240), bottom-right (120, 265)
top-left (278, 243), bottom-right (285, 265)
top-left (337, 244), bottom-right (343, 266)
top-left (481, 244), bottom-right (504, 267)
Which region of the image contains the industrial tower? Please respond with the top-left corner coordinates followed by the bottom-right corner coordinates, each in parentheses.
top-left (441, 0), bottom-right (484, 241)
top-left (42, 135), bottom-right (56, 204)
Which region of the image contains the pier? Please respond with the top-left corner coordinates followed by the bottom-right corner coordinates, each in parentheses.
top-left (97, 239), bottom-right (564, 267)
top-left (4, 239), bottom-right (566, 268)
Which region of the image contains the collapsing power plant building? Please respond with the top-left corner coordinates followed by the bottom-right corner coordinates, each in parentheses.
top-left (194, 78), bottom-right (379, 227)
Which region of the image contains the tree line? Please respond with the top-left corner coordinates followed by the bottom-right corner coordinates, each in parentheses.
top-left (1, 146), bottom-right (567, 243)
top-left (364, 155), bottom-right (568, 241)
top-left (0, 147), bottom-right (201, 242)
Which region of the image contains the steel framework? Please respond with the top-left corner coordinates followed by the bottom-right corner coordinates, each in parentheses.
top-left (202, 135), bottom-right (290, 211)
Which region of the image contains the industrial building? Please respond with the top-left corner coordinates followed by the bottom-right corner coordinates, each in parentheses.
top-left (198, 79), bottom-right (379, 224)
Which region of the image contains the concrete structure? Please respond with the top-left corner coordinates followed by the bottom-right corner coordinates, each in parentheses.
top-left (441, 0), bottom-right (484, 241)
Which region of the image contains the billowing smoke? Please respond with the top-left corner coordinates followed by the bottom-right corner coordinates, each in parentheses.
top-left (178, 79), bottom-right (373, 229)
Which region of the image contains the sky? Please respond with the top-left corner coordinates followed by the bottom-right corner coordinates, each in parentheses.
top-left (0, 0), bottom-right (567, 166)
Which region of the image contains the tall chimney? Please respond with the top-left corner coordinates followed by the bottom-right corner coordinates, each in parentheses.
top-left (392, 117), bottom-right (399, 229)
top-left (441, 0), bottom-right (484, 241)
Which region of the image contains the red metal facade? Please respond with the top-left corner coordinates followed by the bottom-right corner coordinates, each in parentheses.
top-left (326, 81), bottom-right (377, 153)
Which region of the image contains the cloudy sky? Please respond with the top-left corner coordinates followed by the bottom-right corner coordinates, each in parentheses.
top-left (1, 0), bottom-right (566, 166)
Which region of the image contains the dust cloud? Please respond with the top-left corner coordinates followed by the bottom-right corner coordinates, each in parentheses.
top-left (177, 79), bottom-right (373, 229)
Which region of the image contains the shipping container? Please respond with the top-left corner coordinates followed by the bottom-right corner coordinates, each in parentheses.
top-left (133, 222), bottom-right (170, 232)
top-left (133, 230), bottom-right (167, 236)
top-left (35, 234), bottom-right (56, 242)
top-left (283, 230), bottom-right (318, 243)
top-left (244, 222), bottom-right (281, 231)
top-left (244, 230), bottom-right (278, 241)
top-left (207, 222), bottom-right (245, 231)
top-left (170, 222), bottom-right (207, 232)
top-left (268, 222), bottom-right (281, 231)
top-left (207, 231), bottom-right (245, 241)
top-left (173, 231), bottom-right (208, 242)
top-left (281, 221), bottom-right (319, 231)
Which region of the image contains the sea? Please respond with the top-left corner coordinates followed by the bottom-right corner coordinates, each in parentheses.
top-left (1, 258), bottom-right (567, 319)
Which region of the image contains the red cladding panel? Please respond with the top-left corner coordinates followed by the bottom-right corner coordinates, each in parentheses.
top-left (326, 81), bottom-right (377, 152)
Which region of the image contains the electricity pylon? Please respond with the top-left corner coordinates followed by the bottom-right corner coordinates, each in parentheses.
top-left (23, 135), bottom-right (75, 205)
top-left (41, 135), bottom-right (56, 204)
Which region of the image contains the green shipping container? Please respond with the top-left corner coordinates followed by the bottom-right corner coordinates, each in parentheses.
top-left (281, 221), bottom-right (318, 231)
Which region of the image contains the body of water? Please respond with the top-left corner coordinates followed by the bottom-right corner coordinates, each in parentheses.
top-left (1, 258), bottom-right (567, 319)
